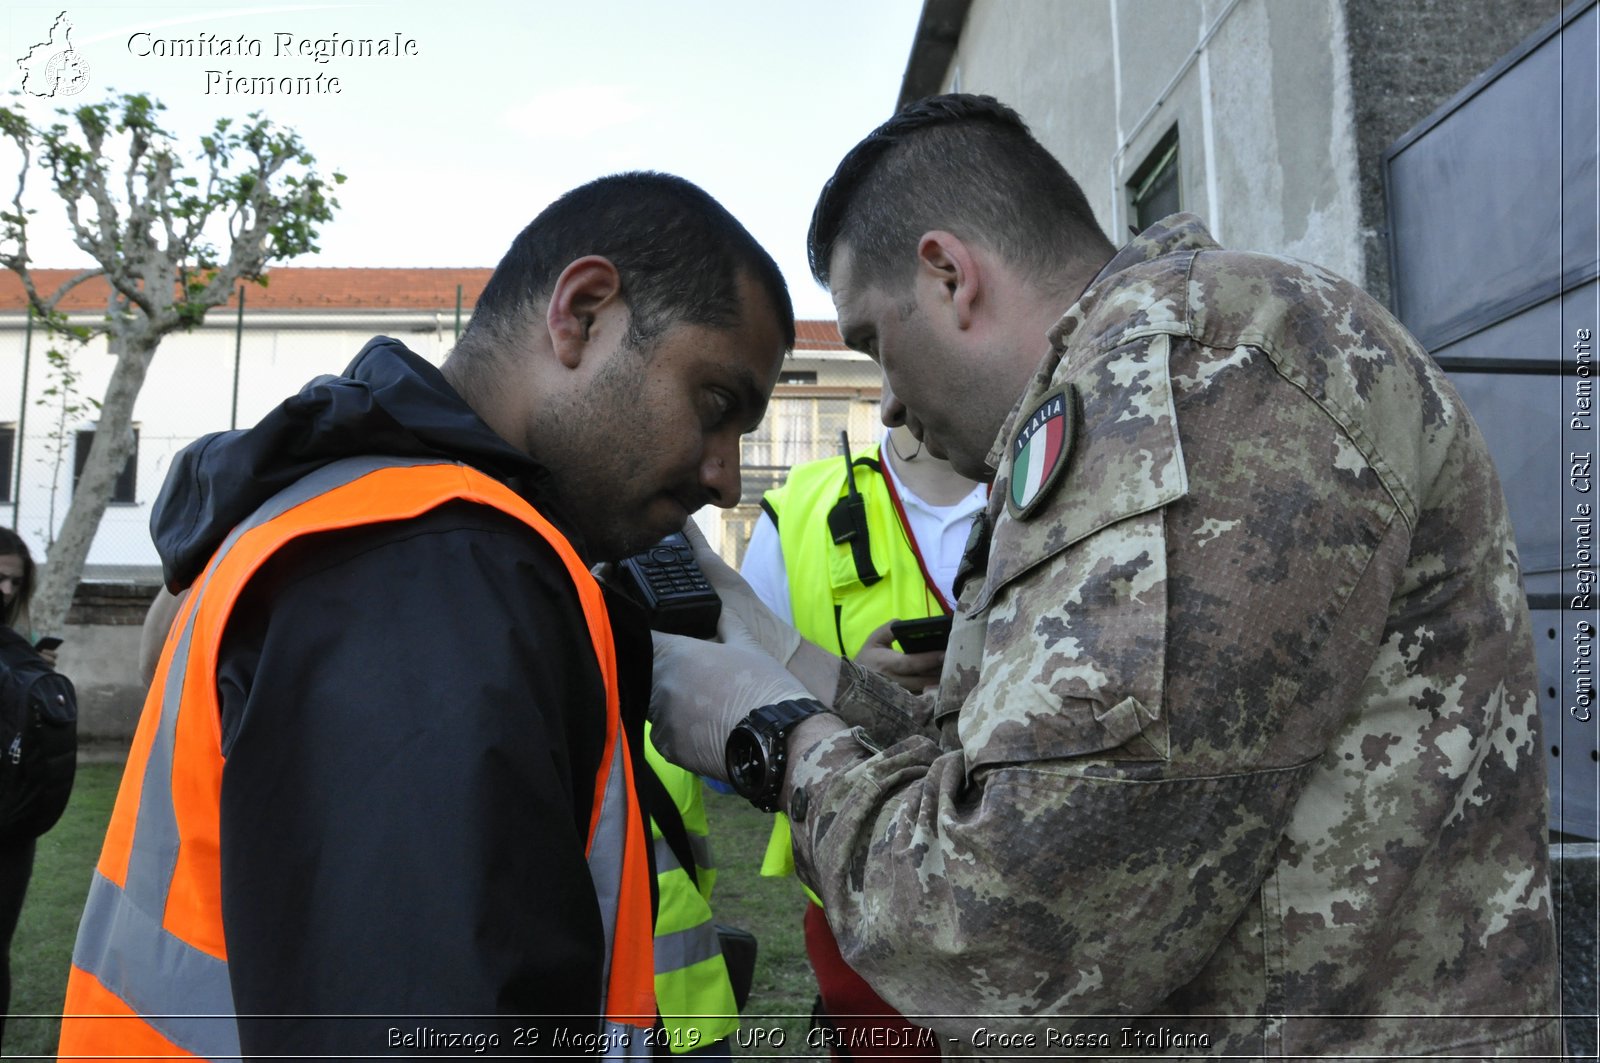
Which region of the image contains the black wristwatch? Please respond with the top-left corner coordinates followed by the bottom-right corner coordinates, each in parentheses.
top-left (725, 698), bottom-right (826, 812)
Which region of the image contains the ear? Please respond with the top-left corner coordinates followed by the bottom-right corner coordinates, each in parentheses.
top-left (915, 231), bottom-right (980, 330)
top-left (547, 256), bottom-right (624, 369)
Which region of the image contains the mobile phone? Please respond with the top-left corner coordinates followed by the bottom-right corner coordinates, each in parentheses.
top-left (615, 531), bottom-right (722, 639)
top-left (890, 615), bottom-right (952, 654)
top-left (33, 635), bottom-right (63, 652)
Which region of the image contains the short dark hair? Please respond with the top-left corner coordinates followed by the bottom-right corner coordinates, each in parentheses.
top-left (0, 527), bottom-right (36, 629)
top-left (808, 94), bottom-right (1114, 293)
top-left (462, 171), bottom-right (794, 355)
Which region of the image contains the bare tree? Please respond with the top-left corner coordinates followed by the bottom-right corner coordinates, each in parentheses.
top-left (0, 92), bottom-right (341, 630)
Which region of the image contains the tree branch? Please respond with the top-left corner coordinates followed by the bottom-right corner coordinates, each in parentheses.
top-left (3, 91), bottom-right (342, 630)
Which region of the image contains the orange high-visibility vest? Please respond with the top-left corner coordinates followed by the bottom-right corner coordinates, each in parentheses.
top-left (58, 456), bottom-right (656, 1060)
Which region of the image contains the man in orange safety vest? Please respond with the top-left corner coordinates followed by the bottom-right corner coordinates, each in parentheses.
top-left (59, 172), bottom-right (793, 1058)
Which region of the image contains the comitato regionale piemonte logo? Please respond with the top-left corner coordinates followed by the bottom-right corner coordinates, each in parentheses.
top-left (17, 11), bottom-right (91, 98)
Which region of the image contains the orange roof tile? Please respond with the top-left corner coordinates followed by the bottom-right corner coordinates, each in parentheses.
top-left (0, 267), bottom-right (493, 312)
top-left (795, 318), bottom-right (845, 350)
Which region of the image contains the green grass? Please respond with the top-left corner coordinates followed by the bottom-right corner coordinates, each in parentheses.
top-left (2, 765), bottom-right (822, 1060)
top-left (700, 790), bottom-right (821, 1057)
top-left (6, 760), bottom-right (122, 1059)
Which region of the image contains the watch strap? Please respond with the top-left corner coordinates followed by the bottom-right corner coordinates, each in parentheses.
top-left (728, 697), bottom-right (825, 812)
top-left (748, 697), bottom-right (825, 735)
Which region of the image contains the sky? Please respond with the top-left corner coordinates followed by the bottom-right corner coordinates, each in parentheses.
top-left (1, 1), bottom-right (927, 319)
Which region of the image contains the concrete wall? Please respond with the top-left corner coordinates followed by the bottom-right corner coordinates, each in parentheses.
top-left (1343, 0), bottom-right (1558, 309)
top-left (58, 580), bottom-right (158, 745)
top-left (940, 0), bottom-right (1366, 286)
top-left (927, 0), bottom-right (1561, 303)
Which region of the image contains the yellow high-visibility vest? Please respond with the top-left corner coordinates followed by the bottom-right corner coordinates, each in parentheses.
top-left (645, 725), bottom-right (740, 1052)
top-left (759, 445), bottom-right (949, 885)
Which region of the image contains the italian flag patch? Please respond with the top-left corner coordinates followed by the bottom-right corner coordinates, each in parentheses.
top-left (1006, 384), bottom-right (1077, 520)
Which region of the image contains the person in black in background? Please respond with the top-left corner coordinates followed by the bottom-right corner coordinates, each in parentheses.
top-left (0, 526), bottom-right (54, 1051)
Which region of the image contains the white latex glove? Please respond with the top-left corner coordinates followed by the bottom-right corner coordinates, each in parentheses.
top-left (682, 522), bottom-right (803, 665)
top-left (649, 630), bottom-right (812, 781)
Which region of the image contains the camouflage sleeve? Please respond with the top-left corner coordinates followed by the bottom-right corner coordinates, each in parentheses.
top-left (785, 327), bottom-right (1412, 1042)
top-left (826, 654), bottom-right (940, 742)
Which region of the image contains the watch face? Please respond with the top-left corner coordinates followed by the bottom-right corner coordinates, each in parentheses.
top-left (725, 726), bottom-right (766, 798)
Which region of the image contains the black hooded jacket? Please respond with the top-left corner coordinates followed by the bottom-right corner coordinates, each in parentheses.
top-left (149, 337), bottom-right (653, 1051)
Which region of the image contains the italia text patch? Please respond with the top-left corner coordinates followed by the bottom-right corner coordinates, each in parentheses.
top-left (1006, 384), bottom-right (1076, 520)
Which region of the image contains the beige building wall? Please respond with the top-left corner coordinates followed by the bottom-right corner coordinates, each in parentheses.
top-left (934, 0), bottom-right (1366, 286)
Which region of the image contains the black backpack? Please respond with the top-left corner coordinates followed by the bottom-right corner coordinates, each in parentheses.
top-left (0, 625), bottom-right (77, 843)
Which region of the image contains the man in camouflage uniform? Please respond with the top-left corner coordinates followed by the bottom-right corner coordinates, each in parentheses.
top-left (650, 94), bottom-right (1560, 1056)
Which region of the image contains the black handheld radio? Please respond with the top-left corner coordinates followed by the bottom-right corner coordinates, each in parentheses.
top-left (890, 614), bottom-right (952, 654)
top-left (615, 530), bottom-right (722, 639)
top-left (824, 430), bottom-right (881, 587)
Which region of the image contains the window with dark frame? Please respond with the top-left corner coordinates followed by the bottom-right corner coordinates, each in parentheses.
top-left (73, 427), bottom-right (139, 503)
top-left (0, 425), bottom-right (14, 505)
top-left (1129, 126), bottom-right (1182, 234)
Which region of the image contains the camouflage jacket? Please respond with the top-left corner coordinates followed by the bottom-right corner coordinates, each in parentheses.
top-left (787, 215), bottom-right (1560, 1057)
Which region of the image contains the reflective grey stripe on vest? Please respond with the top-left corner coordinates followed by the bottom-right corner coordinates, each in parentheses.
top-left (588, 733), bottom-right (631, 1018)
top-left (71, 871), bottom-right (241, 1059)
top-left (654, 919), bottom-right (724, 976)
top-left (70, 456), bottom-right (462, 1056)
top-left (649, 833), bottom-right (722, 976)
top-left (691, 832), bottom-right (712, 873)
top-left (651, 833), bottom-right (714, 877)
top-left (71, 520), bottom-right (244, 1059)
